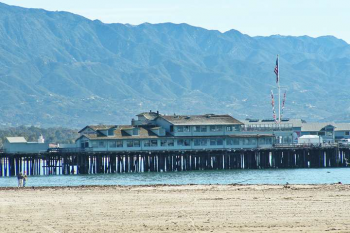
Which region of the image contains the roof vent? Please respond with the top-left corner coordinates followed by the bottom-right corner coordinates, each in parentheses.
top-left (249, 119), bottom-right (259, 122)
top-left (262, 119), bottom-right (275, 122)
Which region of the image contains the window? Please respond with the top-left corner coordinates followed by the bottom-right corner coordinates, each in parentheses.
top-left (195, 126), bottom-right (207, 132)
top-left (117, 141), bottom-right (123, 147)
top-left (161, 140), bottom-right (167, 147)
top-left (318, 132), bottom-right (325, 136)
top-left (233, 138), bottom-right (240, 145)
top-left (217, 139), bottom-right (223, 145)
top-left (346, 131), bottom-right (350, 136)
top-left (144, 140), bottom-right (151, 147)
top-left (283, 137), bottom-right (291, 144)
top-left (194, 139), bottom-right (207, 146)
top-left (326, 131), bottom-right (333, 136)
top-left (209, 138), bottom-right (224, 146)
top-left (127, 140), bottom-right (133, 147)
top-left (108, 128), bottom-right (114, 136)
top-left (109, 141), bottom-right (116, 148)
top-left (133, 128), bottom-right (139, 136)
top-left (258, 138), bottom-right (265, 145)
top-left (177, 139), bottom-right (190, 146)
top-left (133, 140), bottom-right (140, 147)
top-left (177, 126), bottom-right (183, 132)
top-left (265, 138), bottom-right (272, 144)
top-left (168, 140), bottom-right (174, 146)
top-left (150, 140), bottom-right (158, 147)
top-left (170, 126), bottom-right (174, 132)
top-left (250, 138), bottom-right (257, 145)
top-left (226, 126), bottom-right (233, 132)
top-left (183, 126), bottom-right (190, 132)
top-left (91, 141), bottom-right (98, 148)
top-left (144, 140), bottom-right (157, 147)
top-left (161, 139), bottom-right (174, 147)
top-left (210, 126), bottom-right (223, 132)
top-left (98, 141), bottom-right (106, 148)
top-left (194, 139), bottom-right (200, 146)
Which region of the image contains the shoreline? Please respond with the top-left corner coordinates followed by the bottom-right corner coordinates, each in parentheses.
top-left (0, 182), bottom-right (346, 190)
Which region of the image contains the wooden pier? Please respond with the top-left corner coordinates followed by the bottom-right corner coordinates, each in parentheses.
top-left (0, 146), bottom-right (349, 177)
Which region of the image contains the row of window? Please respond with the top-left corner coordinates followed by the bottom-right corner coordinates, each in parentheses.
top-left (176, 125), bottom-right (238, 133)
top-left (308, 131), bottom-right (334, 137)
top-left (90, 137), bottom-right (273, 148)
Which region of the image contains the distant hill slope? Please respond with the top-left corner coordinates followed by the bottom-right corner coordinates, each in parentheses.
top-left (1, 2), bottom-right (350, 127)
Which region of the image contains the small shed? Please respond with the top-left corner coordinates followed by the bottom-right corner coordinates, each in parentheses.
top-left (4, 136), bottom-right (49, 154)
top-left (298, 135), bottom-right (322, 145)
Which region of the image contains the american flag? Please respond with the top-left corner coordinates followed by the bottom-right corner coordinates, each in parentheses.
top-left (274, 57), bottom-right (279, 83)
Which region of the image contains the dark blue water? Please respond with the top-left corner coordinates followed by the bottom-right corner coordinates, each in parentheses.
top-left (1, 168), bottom-right (349, 187)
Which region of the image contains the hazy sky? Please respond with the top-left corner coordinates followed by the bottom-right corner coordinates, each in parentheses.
top-left (2, 0), bottom-right (350, 43)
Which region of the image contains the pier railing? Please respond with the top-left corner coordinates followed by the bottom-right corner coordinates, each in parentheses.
top-left (47, 148), bottom-right (93, 153)
top-left (274, 143), bottom-right (338, 148)
top-left (241, 123), bottom-right (293, 132)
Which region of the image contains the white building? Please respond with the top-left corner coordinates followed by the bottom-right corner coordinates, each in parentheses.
top-left (4, 136), bottom-right (49, 153)
top-left (298, 135), bottom-right (322, 145)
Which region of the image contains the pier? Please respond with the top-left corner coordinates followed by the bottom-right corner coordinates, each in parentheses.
top-left (0, 146), bottom-right (349, 177)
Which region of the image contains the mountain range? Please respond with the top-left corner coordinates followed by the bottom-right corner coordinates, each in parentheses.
top-left (1, 2), bottom-right (350, 128)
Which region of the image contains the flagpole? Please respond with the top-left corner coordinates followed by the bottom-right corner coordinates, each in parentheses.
top-left (277, 54), bottom-right (281, 124)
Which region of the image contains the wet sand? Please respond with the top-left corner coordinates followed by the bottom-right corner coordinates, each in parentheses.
top-left (0, 184), bottom-right (350, 232)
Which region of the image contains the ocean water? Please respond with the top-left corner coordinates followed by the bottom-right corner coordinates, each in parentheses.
top-left (0, 168), bottom-right (349, 187)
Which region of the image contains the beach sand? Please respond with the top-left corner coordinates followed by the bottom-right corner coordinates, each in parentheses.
top-left (0, 184), bottom-right (350, 232)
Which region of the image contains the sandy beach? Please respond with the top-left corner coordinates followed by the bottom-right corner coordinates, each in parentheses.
top-left (1, 184), bottom-right (350, 232)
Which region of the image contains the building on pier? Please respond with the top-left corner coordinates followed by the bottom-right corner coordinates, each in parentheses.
top-left (75, 112), bottom-right (277, 151)
top-left (300, 123), bottom-right (335, 143)
top-left (4, 136), bottom-right (49, 153)
top-left (334, 124), bottom-right (350, 141)
top-left (240, 118), bottom-right (297, 144)
top-left (242, 119), bottom-right (350, 144)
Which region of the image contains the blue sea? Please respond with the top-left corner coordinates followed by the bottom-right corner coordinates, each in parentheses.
top-left (0, 168), bottom-right (349, 187)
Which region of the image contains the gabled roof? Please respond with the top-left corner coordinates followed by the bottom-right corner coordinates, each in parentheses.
top-left (137, 112), bottom-right (159, 120)
top-left (6, 137), bottom-right (27, 143)
top-left (301, 122), bottom-right (335, 132)
top-left (334, 123), bottom-right (350, 131)
top-left (160, 114), bottom-right (243, 126)
top-left (78, 125), bottom-right (118, 133)
top-left (78, 125), bottom-right (172, 140)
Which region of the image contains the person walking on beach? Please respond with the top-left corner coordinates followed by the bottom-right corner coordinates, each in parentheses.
top-left (17, 172), bottom-right (24, 188)
top-left (23, 172), bottom-right (28, 187)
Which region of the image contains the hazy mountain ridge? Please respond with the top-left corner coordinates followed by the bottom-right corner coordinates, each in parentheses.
top-left (0, 2), bottom-right (350, 128)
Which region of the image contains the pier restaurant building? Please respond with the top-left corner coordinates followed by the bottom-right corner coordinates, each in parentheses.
top-left (75, 112), bottom-right (282, 152)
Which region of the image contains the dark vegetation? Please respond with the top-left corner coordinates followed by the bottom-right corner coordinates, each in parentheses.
top-left (0, 126), bottom-right (79, 147)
